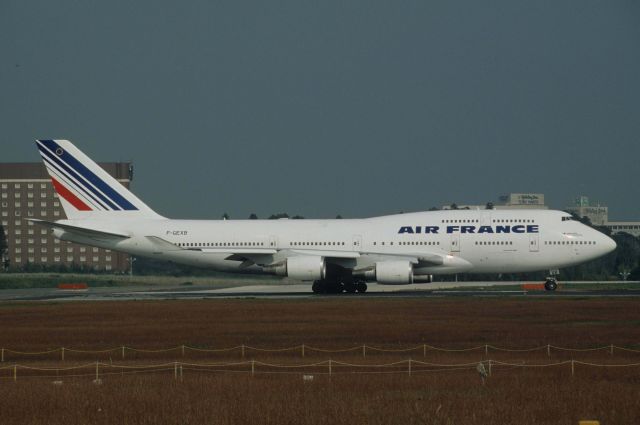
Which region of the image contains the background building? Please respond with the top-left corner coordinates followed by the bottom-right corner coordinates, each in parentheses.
top-left (0, 163), bottom-right (132, 272)
top-left (495, 193), bottom-right (548, 210)
top-left (566, 196), bottom-right (640, 237)
top-left (565, 196), bottom-right (609, 225)
top-left (441, 193), bottom-right (548, 210)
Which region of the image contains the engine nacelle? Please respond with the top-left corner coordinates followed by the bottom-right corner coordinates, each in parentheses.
top-left (375, 261), bottom-right (414, 285)
top-left (265, 256), bottom-right (326, 281)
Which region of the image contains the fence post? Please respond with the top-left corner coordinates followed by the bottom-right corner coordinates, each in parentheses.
top-left (241, 344), bottom-right (245, 359)
top-left (251, 360), bottom-right (255, 377)
top-left (121, 346), bottom-right (125, 360)
top-left (13, 365), bottom-right (17, 382)
top-left (182, 345), bottom-right (185, 357)
top-left (174, 361), bottom-right (178, 380)
top-left (408, 359), bottom-right (412, 376)
top-left (488, 360), bottom-right (492, 376)
top-left (610, 344), bottom-right (613, 356)
top-left (547, 344), bottom-right (550, 357)
top-left (571, 360), bottom-right (574, 377)
top-left (423, 344), bottom-right (426, 358)
top-left (180, 365), bottom-right (183, 381)
top-left (302, 344), bottom-right (305, 358)
top-left (61, 347), bottom-right (65, 361)
top-left (1, 348), bottom-right (3, 362)
top-left (485, 344), bottom-right (488, 355)
top-left (95, 361), bottom-right (99, 381)
top-left (363, 345), bottom-right (366, 358)
top-left (329, 359), bottom-right (332, 376)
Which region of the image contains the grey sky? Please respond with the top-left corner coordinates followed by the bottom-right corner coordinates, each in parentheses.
top-left (1, 1), bottom-right (638, 220)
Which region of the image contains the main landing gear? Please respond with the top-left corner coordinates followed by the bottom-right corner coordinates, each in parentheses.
top-left (312, 280), bottom-right (367, 294)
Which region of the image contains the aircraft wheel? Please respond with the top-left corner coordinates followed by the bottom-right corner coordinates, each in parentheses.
top-left (356, 282), bottom-right (367, 293)
top-left (312, 281), bottom-right (325, 294)
top-left (544, 278), bottom-right (558, 291)
top-left (344, 283), bottom-right (357, 293)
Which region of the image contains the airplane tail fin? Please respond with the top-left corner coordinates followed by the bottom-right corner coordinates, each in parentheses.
top-left (35, 139), bottom-right (163, 220)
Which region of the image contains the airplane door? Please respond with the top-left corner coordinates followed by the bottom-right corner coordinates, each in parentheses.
top-left (352, 235), bottom-right (362, 252)
top-left (529, 233), bottom-right (539, 252)
top-left (269, 235), bottom-right (278, 249)
top-left (450, 234), bottom-right (460, 252)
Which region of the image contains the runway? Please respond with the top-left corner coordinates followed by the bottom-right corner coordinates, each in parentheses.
top-left (1, 281), bottom-right (638, 301)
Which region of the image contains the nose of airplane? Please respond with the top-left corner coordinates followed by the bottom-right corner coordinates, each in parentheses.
top-left (601, 234), bottom-right (617, 254)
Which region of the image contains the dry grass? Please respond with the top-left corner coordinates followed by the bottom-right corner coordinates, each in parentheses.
top-left (0, 298), bottom-right (639, 424)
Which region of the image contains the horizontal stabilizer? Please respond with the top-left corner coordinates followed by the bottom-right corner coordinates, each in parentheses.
top-left (28, 219), bottom-right (130, 240)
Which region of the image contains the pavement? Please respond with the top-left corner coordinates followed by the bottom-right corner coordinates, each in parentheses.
top-left (0, 281), bottom-right (638, 301)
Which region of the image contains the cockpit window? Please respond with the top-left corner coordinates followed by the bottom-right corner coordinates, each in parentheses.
top-left (561, 216), bottom-right (575, 221)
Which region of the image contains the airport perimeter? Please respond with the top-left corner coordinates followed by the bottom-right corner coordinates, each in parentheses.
top-left (0, 297), bottom-right (639, 424)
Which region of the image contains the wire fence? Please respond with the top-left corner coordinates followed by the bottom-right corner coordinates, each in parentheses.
top-left (1, 358), bottom-right (640, 382)
top-left (2, 343), bottom-right (640, 362)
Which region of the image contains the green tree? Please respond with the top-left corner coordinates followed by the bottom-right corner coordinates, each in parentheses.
top-left (268, 213), bottom-right (289, 219)
top-left (249, 213), bottom-right (258, 220)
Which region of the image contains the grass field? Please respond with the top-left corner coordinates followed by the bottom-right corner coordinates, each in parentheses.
top-left (0, 298), bottom-right (639, 424)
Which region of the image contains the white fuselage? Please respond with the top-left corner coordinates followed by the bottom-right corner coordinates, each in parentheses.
top-left (55, 209), bottom-right (616, 278)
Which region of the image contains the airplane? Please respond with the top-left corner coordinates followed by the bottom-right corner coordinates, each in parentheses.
top-left (31, 139), bottom-right (617, 294)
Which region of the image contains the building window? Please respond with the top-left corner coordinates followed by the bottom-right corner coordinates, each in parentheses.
top-left (53, 211), bottom-right (60, 217)
top-left (54, 247), bottom-right (60, 253)
top-left (15, 257), bottom-right (21, 263)
top-left (1, 211), bottom-right (6, 217)
top-left (106, 256), bottom-right (112, 261)
top-left (40, 184), bottom-right (47, 189)
top-left (28, 239), bottom-right (34, 244)
top-left (15, 229), bottom-right (21, 235)
top-left (54, 257), bottom-right (60, 262)
top-left (15, 193), bottom-right (20, 198)
top-left (41, 192), bottom-right (47, 198)
top-left (27, 193), bottom-right (33, 198)
top-left (14, 184), bottom-right (20, 189)
top-left (1, 201), bottom-right (6, 208)
top-left (28, 248), bottom-right (34, 253)
top-left (27, 211), bottom-right (34, 217)
top-left (15, 202), bottom-right (21, 208)
top-left (1, 183), bottom-right (6, 189)
top-left (1, 193), bottom-right (7, 199)
top-left (15, 211), bottom-right (21, 216)
top-left (40, 202), bottom-right (47, 207)
top-left (93, 247), bottom-right (99, 252)
top-left (40, 210), bottom-right (46, 216)
top-left (41, 229), bottom-right (47, 235)
top-left (80, 256), bottom-right (86, 262)
top-left (67, 248), bottom-right (73, 253)
top-left (40, 238), bottom-right (47, 244)
top-left (93, 256), bottom-right (99, 262)
top-left (41, 257), bottom-right (47, 263)
top-left (28, 229), bottom-right (34, 235)
top-left (67, 256), bottom-right (74, 262)
top-left (14, 248), bottom-right (21, 254)
top-left (80, 247), bottom-right (86, 253)
top-left (41, 248), bottom-right (47, 253)
top-left (54, 201), bottom-right (60, 207)
top-left (106, 265), bottom-right (112, 271)
top-left (28, 201), bottom-right (33, 207)
top-left (15, 220), bottom-right (21, 226)
top-left (15, 238), bottom-right (21, 244)
top-left (27, 184), bottom-right (33, 189)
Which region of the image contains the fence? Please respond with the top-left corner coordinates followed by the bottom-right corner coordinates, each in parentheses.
top-left (2, 343), bottom-right (640, 362)
top-left (1, 358), bottom-right (640, 382)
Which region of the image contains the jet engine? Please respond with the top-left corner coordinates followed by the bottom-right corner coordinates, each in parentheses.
top-left (265, 256), bottom-right (326, 281)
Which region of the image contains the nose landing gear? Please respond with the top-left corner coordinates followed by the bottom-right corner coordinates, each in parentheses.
top-left (544, 277), bottom-right (558, 291)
